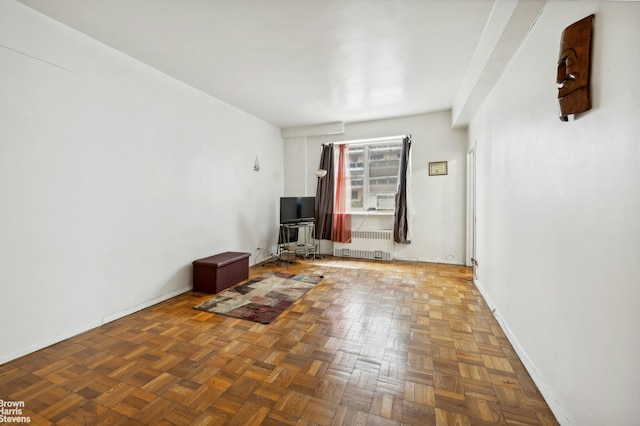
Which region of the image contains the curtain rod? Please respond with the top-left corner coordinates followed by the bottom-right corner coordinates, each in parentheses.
top-left (326, 134), bottom-right (410, 147)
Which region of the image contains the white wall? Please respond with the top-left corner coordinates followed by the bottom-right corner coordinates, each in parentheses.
top-left (0, 1), bottom-right (283, 363)
top-left (283, 137), bottom-right (308, 197)
top-left (283, 112), bottom-right (468, 264)
top-left (469, 2), bottom-right (640, 424)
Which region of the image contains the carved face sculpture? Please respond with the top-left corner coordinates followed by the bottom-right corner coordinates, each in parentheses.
top-left (557, 15), bottom-right (594, 121)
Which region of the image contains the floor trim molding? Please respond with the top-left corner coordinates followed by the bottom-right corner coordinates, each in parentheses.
top-left (473, 278), bottom-right (571, 426)
top-left (0, 285), bottom-right (192, 365)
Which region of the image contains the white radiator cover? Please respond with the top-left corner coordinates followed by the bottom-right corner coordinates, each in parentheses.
top-left (333, 229), bottom-right (394, 260)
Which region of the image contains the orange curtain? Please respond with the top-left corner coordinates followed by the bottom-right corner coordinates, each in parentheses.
top-left (332, 144), bottom-right (351, 243)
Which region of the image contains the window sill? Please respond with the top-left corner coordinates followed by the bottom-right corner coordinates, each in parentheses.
top-left (350, 210), bottom-right (394, 216)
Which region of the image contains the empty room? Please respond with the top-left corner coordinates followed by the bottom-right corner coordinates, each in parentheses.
top-left (1, 1), bottom-right (639, 425)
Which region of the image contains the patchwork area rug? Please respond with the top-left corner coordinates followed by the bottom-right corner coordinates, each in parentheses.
top-left (193, 272), bottom-right (323, 324)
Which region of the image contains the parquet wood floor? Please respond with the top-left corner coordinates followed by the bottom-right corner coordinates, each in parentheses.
top-left (0, 257), bottom-right (559, 425)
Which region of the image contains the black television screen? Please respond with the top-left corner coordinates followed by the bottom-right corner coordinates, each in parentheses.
top-left (280, 197), bottom-right (315, 224)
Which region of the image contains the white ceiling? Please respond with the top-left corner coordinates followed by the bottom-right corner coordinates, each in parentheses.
top-left (17, 0), bottom-right (545, 129)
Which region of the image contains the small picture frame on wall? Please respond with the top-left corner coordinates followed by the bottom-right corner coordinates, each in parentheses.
top-left (429, 161), bottom-right (448, 176)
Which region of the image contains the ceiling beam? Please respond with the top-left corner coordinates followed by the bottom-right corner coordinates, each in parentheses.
top-left (281, 122), bottom-right (345, 139)
top-left (452, 0), bottom-right (549, 128)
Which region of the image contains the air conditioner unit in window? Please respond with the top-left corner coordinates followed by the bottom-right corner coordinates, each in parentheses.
top-left (377, 193), bottom-right (395, 210)
top-left (367, 193), bottom-right (395, 210)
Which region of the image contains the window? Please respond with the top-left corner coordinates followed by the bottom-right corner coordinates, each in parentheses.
top-left (347, 140), bottom-right (402, 211)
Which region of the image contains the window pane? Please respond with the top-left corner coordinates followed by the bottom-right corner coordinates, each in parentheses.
top-left (348, 141), bottom-right (402, 211)
top-left (349, 147), bottom-right (364, 209)
top-left (368, 144), bottom-right (400, 211)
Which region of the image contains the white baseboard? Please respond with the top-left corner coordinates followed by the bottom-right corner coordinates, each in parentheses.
top-left (101, 285), bottom-right (192, 324)
top-left (0, 285), bottom-right (192, 365)
top-left (473, 278), bottom-right (571, 426)
top-left (394, 255), bottom-right (465, 265)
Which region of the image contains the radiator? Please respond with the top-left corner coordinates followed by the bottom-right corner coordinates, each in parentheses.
top-left (333, 229), bottom-right (394, 261)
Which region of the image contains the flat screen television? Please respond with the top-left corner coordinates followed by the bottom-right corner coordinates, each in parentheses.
top-left (280, 196), bottom-right (315, 224)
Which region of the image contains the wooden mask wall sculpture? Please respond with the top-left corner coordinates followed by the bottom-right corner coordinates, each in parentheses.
top-left (557, 14), bottom-right (594, 121)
